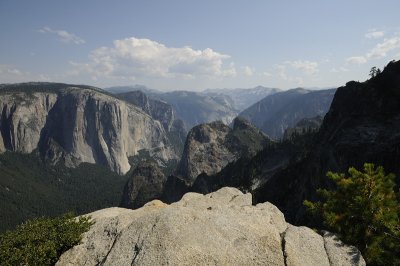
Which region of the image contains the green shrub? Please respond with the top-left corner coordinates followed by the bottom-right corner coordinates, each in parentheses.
top-left (0, 213), bottom-right (93, 266)
top-left (304, 163), bottom-right (400, 266)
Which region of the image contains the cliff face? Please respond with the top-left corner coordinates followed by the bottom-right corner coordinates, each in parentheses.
top-left (176, 118), bottom-right (270, 184)
top-left (0, 92), bottom-right (57, 153)
top-left (255, 60), bottom-right (400, 223)
top-left (0, 83), bottom-right (177, 174)
top-left (117, 90), bottom-right (187, 155)
top-left (176, 121), bottom-right (234, 183)
top-left (117, 90), bottom-right (185, 134)
top-left (57, 187), bottom-right (365, 266)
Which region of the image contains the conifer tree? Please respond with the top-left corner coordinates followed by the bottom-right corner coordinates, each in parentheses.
top-left (304, 163), bottom-right (400, 265)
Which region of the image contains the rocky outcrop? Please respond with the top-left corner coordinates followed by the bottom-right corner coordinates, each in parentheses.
top-left (176, 121), bottom-right (233, 183)
top-left (0, 83), bottom-right (178, 174)
top-left (56, 187), bottom-right (365, 266)
top-left (239, 88), bottom-right (335, 139)
top-left (176, 117), bottom-right (270, 184)
top-left (120, 160), bottom-right (166, 209)
top-left (186, 126), bottom-right (314, 197)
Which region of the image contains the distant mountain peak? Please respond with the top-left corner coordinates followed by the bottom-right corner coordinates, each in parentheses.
top-left (239, 88), bottom-right (335, 139)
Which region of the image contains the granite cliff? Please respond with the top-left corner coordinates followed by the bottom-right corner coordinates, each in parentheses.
top-left (116, 90), bottom-right (186, 137)
top-left (0, 83), bottom-right (178, 174)
top-left (119, 117), bottom-right (270, 208)
top-left (176, 117), bottom-right (270, 184)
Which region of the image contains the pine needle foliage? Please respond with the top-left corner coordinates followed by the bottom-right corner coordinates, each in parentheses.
top-left (304, 163), bottom-right (400, 265)
top-left (0, 213), bottom-right (93, 266)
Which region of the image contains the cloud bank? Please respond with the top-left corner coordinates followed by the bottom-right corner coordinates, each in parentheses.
top-left (347, 34), bottom-right (400, 64)
top-left (77, 37), bottom-right (236, 81)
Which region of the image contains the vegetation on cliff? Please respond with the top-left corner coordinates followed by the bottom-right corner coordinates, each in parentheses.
top-left (0, 213), bottom-right (92, 266)
top-left (305, 164), bottom-right (400, 265)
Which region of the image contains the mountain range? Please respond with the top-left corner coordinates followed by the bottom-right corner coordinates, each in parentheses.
top-left (239, 88), bottom-right (336, 139)
top-left (203, 86), bottom-right (280, 111)
top-left (158, 60), bottom-right (400, 226)
top-left (2, 61), bottom-right (399, 236)
top-left (110, 86), bottom-right (335, 137)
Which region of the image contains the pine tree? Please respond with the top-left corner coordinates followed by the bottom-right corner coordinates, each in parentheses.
top-left (369, 66), bottom-right (382, 78)
top-left (304, 163), bottom-right (400, 265)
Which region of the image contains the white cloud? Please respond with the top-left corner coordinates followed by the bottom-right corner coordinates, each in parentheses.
top-left (242, 66), bottom-right (255, 76)
top-left (366, 36), bottom-right (400, 59)
top-left (285, 60), bottom-right (319, 75)
top-left (347, 35), bottom-right (400, 64)
top-left (39, 27), bottom-right (85, 44)
top-left (75, 37), bottom-right (236, 80)
top-left (346, 56), bottom-right (367, 64)
top-left (262, 71), bottom-right (272, 77)
top-left (365, 30), bottom-right (384, 39)
top-left (0, 65), bottom-right (50, 83)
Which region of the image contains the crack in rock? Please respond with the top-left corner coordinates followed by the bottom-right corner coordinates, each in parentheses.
top-left (322, 231), bottom-right (333, 266)
top-left (131, 243), bottom-right (141, 266)
top-left (280, 227), bottom-right (288, 266)
top-left (131, 217), bottom-right (160, 265)
top-left (99, 234), bottom-right (119, 266)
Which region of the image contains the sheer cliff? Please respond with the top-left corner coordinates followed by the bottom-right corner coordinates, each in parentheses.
top-left (0, 83), bottom-right (178, 174)
top-left (255, 60), bottom-right (400, 223)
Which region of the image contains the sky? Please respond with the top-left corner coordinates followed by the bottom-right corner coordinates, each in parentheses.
top-left (1, 0), bottom-right (400, 91)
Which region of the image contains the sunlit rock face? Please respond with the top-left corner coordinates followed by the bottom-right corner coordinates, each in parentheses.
top-left (0, 83), bottom-right (178, 174)
top-left (57, 187), bottom-right (365, 266)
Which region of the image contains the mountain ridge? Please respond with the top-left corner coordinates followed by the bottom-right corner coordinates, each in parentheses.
top-left (255, 60), bottom-right (400, 223)
top-left (239, 88), bottom-right (335, 139)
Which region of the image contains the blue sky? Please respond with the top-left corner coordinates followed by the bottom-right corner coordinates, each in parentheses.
top-left (1, 0), bottom-right (400, 91)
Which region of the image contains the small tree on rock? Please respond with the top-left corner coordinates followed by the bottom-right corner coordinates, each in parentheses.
top-left (304, 163), bottom-right (400, 266)
top-left (370, 66), bottom-right (381, 78)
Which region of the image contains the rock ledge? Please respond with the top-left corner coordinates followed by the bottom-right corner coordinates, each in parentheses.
top-left (57, 187), bottom-right (365, 266)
